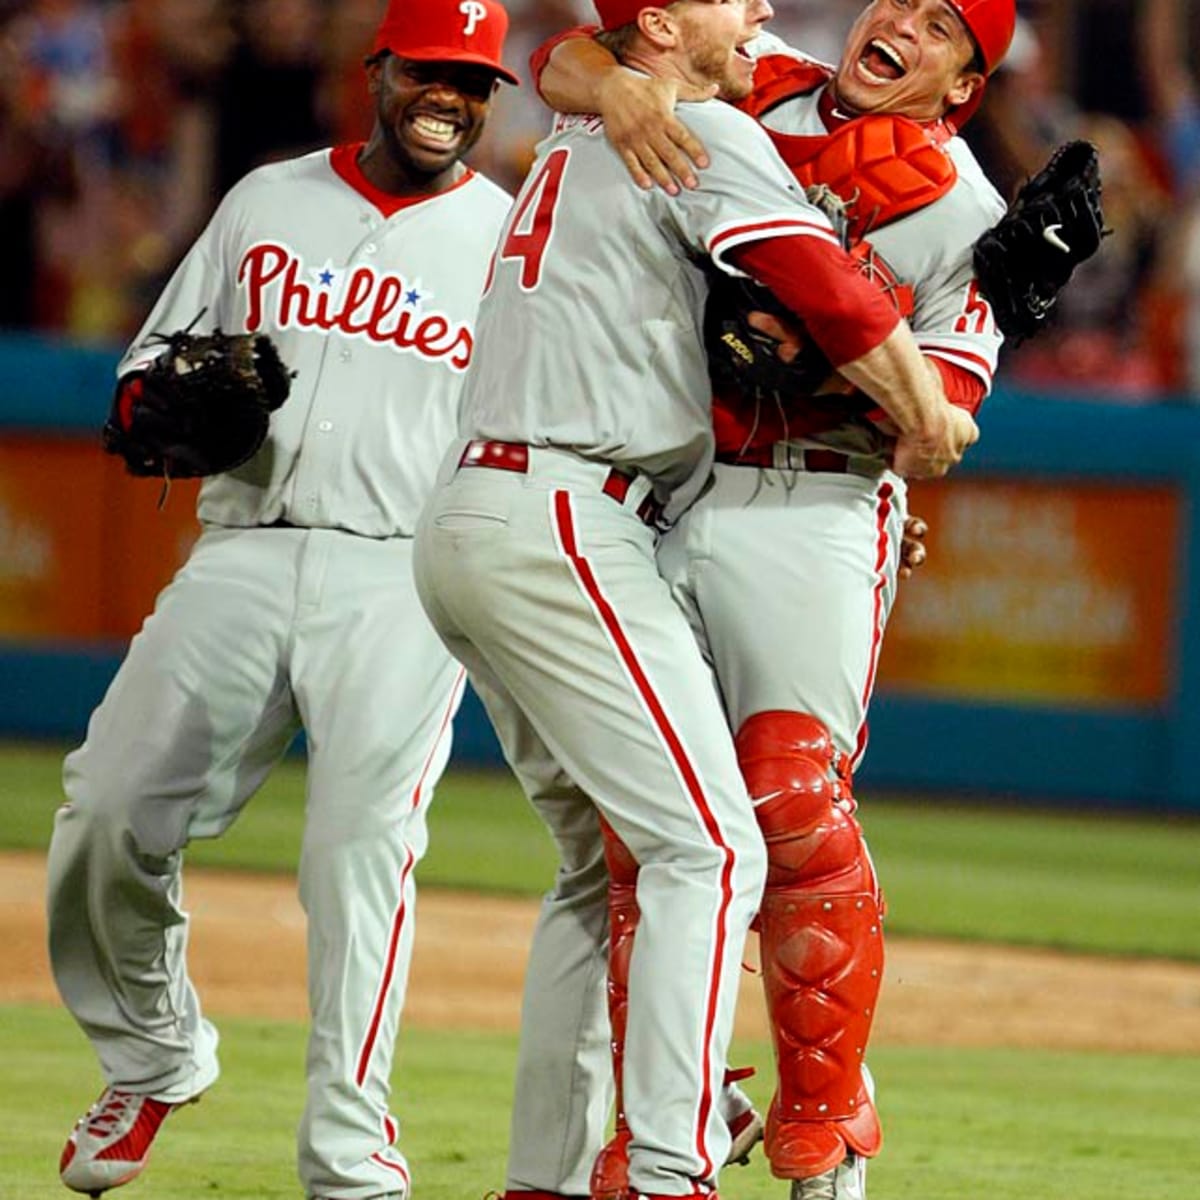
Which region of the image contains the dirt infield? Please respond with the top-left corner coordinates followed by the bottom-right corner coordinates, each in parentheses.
top-left (4, 850), bottom-right (1199, 1053)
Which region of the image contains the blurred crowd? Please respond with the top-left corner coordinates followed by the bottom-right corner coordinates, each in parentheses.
top-left (1, 0), bottom-right (1198, 400)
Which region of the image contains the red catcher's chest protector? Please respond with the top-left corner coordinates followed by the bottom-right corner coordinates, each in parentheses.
top-left (768, 110), bottom-right (958, 246)
top-left (740, 57), bottom-right (959, 244)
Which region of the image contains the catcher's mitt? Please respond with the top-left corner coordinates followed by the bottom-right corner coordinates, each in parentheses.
top-left (704, 182), bottom-right (863, 408)
top-left (103, 328), bottom-right (294, 478)
top-left (973, 140), bottom-right (1106, 344)
top-left (703, 271), bottom-right (847, 404)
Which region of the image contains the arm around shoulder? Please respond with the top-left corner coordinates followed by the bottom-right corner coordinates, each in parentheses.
top-left (537, 28), bottom-right (712, 193)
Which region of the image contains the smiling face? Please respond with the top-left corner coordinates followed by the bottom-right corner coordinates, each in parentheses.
top-left (722, 0), bottom-right (774, 100)
top-left (834, 0), bottom-right (984, 122)
top-left (363, 54), bottom-right (499, 192)
top-left (671, 0), bottom-right (759, 100)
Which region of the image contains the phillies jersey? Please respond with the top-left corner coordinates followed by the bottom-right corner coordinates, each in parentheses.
top-left (459, 95), bottom-right (843, 518)
top-left (118, 145), bottom-right (511, 537)
top-left (751, 32), bottom-right (1005, 389)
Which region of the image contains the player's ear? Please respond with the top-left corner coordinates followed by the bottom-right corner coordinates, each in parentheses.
top-left (638, 6), bottom-right (681, 49)
top-left (365, 51), bottom-right (387, 95)
top-left (946, 70), bottom-right (984, 110)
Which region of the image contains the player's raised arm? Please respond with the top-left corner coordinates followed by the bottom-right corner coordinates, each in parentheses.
top-left (533, 25), bottom-right (712, 193)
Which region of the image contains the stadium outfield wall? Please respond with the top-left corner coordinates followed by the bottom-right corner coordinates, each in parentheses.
top-left (2, 332), bottom-right (1198, 812)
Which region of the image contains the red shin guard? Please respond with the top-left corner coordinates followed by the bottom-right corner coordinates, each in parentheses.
top-left (736, 711), bottom-right (885, 1179)
top-left (591, 819), bottom-right (640, 1200)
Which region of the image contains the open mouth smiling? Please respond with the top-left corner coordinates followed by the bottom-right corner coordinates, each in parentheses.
top-left (409, 113), bottom-right (464, 146)
top-left (858, 37), bottom-right (908, 82)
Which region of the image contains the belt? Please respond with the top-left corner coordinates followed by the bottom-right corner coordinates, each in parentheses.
top-left (715, 444), bottom-right (880, 477)
top-left (458, 440), bottom-right (664, 527)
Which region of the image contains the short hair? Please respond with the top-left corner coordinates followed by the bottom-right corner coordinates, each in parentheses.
top-left (596, 1), bottom-right (691, 62)
top-left (595, 23), bottom-right (638, 59)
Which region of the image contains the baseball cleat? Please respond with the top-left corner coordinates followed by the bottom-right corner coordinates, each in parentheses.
top-left (59, 1087), bottom-right (198, 1195)
top-left (788, 1151), bottom-right (867, 1200)
top-left (592, 1106), bottom-right (764, 1199)
top-left (727, 1104), bottom-right (765, 1166)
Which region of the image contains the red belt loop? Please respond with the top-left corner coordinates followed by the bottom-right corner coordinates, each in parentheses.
top-left (601, 470), bottom-right (632, 504)
top-left (603, 467), bottom-right (664, 526)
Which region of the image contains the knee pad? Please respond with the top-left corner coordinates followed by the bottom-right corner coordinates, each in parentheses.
top-left (735, 710), bottom-right (852, 800)
top-left (735, 711), bottom-right (873, 895)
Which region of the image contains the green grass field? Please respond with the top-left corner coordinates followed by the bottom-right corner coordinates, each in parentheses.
top-left (4, 741), bottom-right (1198, 958)
top-left (3, 741), bottom-right (1199, 1199)
top-left (5, 1005), bottom-right (1199, 1200)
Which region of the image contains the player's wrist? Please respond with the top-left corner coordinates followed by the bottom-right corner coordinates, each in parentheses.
top-left (907, 403), bottom-right (951, 451)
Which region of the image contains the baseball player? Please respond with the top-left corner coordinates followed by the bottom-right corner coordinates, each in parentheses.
top-left (521, 3), bottom-right (1013, 1198)
top-left (413, 2), bottom-right (977, 1198)
top-left (45, 2), bottom-right (518, 1197)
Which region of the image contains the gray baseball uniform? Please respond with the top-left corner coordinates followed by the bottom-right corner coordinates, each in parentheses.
top-left (414, 95), bottom-right (850, 1195)
top-left (501, 31), bottom-right (1007, 1198)
top-left (665, 37), bottom-right (1005, 756)
top-left (46, 145), bottom-right (509, 1198)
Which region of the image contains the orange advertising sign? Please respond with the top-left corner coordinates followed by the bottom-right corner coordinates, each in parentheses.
top-left (0, 436), bottom-right (199, 642)
top-left (0, 438), bottom-right (107, 637)
top-left (880, 480), bottom-right (1180, 708)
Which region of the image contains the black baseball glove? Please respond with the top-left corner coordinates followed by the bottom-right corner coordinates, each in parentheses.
top-left (103, 328), bottom-right (294, 478)
top-left (703, 181), bottom-right (857, 406)
top-left (973, 140), bottom-right (1107, 344)
top-left (703, 270), bottom-right (845, 403)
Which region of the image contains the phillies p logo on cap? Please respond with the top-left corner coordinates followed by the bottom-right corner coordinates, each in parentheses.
top-left (459, 0), bottom-right (487, 37)
top-left (372, 0), bottom-right (520, 85)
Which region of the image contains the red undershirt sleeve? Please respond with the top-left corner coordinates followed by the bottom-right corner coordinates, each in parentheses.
top-left (529, 25), bottom-right (601, 104)
top-left (929, 354), bottom-right (987, 415)
top-left (728, 236), bottom-right (901, 368)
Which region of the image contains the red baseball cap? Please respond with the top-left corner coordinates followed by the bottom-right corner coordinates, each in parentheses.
top-left (372, 0), bottom-right (520, 86)
top-left (947, 0), bottom-right (1016, 74)
top-left (593, 1), bottom-right (647, 31)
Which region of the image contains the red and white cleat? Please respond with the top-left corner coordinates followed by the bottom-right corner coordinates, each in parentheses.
top-left (591, 1106), bottom-right (764, 1200)
top-left (726, 1104), bottom-right (765, 1166)
top-left (59, 1087), bottom-right (196, 1195)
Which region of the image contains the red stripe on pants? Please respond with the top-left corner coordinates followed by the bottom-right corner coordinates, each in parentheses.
top-left (552, 489), bottom-right (736, 1178)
